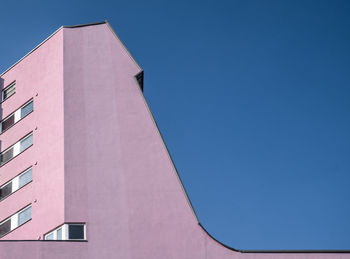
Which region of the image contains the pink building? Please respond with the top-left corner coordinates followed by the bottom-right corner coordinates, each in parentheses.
top-left (0, 22), bottom-right (348, 258)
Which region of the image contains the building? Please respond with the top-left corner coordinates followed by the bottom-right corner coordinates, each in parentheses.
top-left (0, 22), bottom-right (348, 258)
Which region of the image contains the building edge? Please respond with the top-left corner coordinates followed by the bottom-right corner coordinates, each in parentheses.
top-left (1, 22), bottom-right (350, 257)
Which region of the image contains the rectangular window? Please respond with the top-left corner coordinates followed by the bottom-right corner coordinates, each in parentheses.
top-left (0, 205), bottom-right (31, 238)
top-left (0, 182), bottom-right (12, 201)
top-left (0, 133), bottom-right (33, 166)
top-left (68, 225), bottom-right (85, 240)
top-left (0, 100), bottom-right (34, 134)
top-left (57, 228), bottom-right (62, 240)
top-left (1, 82), bottom-right (16, 102)
top-left (20, 134), bottom-right (33, 152)
top-left (0, 167), bottom-right (33, 202)
top-left (18, 206), bottom-right (31, 225)
top-left (0, 147), bottom-right (13, 165)
top-left (44, 223), bottom-right (86, 240)
top-left (0, 220), bottom-right (11, 237)
top-left (18, 168), bottom-right (33, 188)
top-left (20, 101), bottom-right (34, 118)
top-left (1, 115), bottom-right (14, 132)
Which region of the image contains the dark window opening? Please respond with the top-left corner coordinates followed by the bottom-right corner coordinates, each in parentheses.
top-left (0, 182), bottom-right (12, 200)
top-left (0, 219), bottom-right (11, 238)
top-left (1, 115), bottom-right (15, 132)
top-left (68, 225), bottom-right (85, 239)
top-left (0, 148), bottom-right (14, 165)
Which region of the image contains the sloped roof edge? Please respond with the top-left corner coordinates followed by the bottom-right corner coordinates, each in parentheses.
top-left (1, 21), bottom-right (142, 77)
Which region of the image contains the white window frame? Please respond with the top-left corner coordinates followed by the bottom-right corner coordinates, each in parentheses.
top-left (44, 223), bottom-right (86, 240)
top-left (0, 167), bottom-right (33, 202)
top-left (17, 206), bottom-right (32, 225)
top-left (1, 81), bottom-right (16, 102)
top-left (0, 204), bottom-right (32, 237)
top-left (0, 132), bottom-right (33, 166)
top-left (0, 99), bottom-right (33, 134)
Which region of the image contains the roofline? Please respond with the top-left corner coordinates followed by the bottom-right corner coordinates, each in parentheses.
top-left (1, 223), bottom-right (349, 253)
top-left (132, 72), bottom-right (350, 255)
top-left (0, 26), bottom-right (63, 77)
top-left (104, 21), bottom-right (142, 70)
top-left (62, 21), bottom-right (107, 28)
top-left (198, 223), bottom-right (350, 253)
top-left (2, 21), bottom-right (349, 255)
top-left (1, 21), bottom-right (142, 77)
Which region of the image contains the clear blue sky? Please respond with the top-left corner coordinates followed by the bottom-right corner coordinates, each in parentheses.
top-left (1, 0), bottom-right (349, 250)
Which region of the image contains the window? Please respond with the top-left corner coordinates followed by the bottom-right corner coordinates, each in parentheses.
top-left (0, 133), bottom-right (33, 166)
top-left (1, 115), bottom-right (14, 132)
top-left (57, 228), bottom-right (62, 240)
top-left (0, 147), bottom-right (13, 165)
top-left (0, 220), bottom-right (11, 237)
top-left (0, 205), bottom-right (32, 238)
top-left (18, 206), bottom-right (31, 225)
top-left (1, 82), bottom-right (16, 102)
top-left (44, 224), bottom-right (86, 240)
top-left (0, 167), bottom-right (33, 202)
top-left (20, 134), bottom-right (33, 152)
top-left (68, 225), bottom-right (85, 239)
top-left (20, 101), bottom-right (33, 118)
top-left (0, 183), bottom-right (12, 201)
top-left (18, 168), bottom-right (32, 188)
top-left (45, 232), bottom-right (54, 240)
top-left (0, 100), bottom-right (33, 134)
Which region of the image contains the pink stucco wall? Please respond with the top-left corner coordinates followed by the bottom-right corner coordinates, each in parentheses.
top-left (0, 22), bottom-right (349, 258)
top-left (0, 29), bottom-right (65, 240)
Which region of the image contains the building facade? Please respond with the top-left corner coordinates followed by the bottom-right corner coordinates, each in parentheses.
top-left (0, 22), bottom-right (348, 258)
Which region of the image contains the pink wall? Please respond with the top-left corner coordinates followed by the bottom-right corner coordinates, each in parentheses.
top-left (0, 29), bottom-right (65, 240)
top-left (0, 22), bottom-right (349, 259)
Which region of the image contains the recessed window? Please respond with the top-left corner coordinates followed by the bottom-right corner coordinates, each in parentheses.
top-left (0, 100), bottom-right (34, 134)
top-left (0, 220), bottom-right (11, 238)
top-left (0, 183), bottom-right (12, 201)
top-left (1, 115), bottom-right (15, 132)
top-left (0, 204), bottom-right (32, 238)
top-left (1, 82), bottom-right (16, 102)
top-left (0, 167), bottom-right (33, 202)
top-left (0, 147), bottom-right (14, 165)
top-left (0, 133), bottom-right (33, 166)
top-left (44, 224), bottom-right (86, 240)
top-left (68, 225), bottom-right (85, 239)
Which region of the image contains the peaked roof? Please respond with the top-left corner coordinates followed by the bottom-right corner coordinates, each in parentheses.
top-left (0, 21), bottom-right (142, 77)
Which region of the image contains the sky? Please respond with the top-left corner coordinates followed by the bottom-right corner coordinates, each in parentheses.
top-left (1, 0), bottom-right (350, 250)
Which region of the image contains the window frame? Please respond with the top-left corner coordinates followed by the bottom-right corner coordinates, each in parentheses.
top-left (20, 134), bottom-right (33, 152)
top-left (0, 204), bottom-right (32, 238)
top-left (0, 132), bottom-right (33, 167)
top-left (17, 206), bottom-right (32, 225)
top-left (0, 167), bottom-right (33, 202)
top-left (44, 223), bottom-right (86, 241)
top-left (0, 99), bottom-right (34, 135)
top-left (1, 81), bottom-right (16, 103)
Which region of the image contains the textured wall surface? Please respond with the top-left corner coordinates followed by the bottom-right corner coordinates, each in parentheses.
top-left (0, 29), bottom-right (65, 240)
top-left (0, 23), bottom-right (349, 259)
